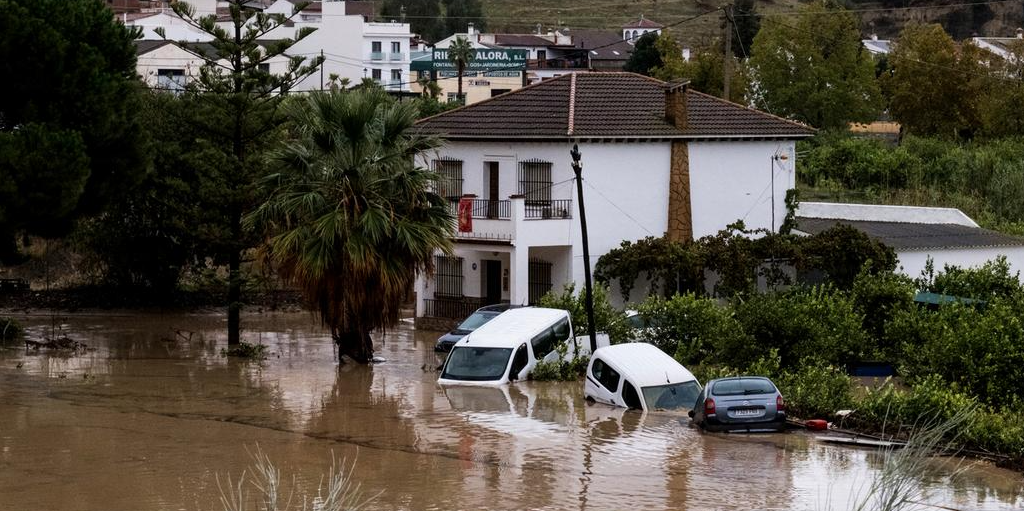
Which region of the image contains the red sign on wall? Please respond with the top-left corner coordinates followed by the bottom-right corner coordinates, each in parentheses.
top-left (458, 198), bottom-right (473, 232)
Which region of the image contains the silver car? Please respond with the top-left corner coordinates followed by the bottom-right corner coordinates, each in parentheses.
top-left (689, 376), bottom-right (787, 432)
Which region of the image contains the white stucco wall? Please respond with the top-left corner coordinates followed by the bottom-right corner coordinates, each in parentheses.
top-left (418, 138), bottom-right (799, 313)
top-left (688, 140), bottom-right (796, 238)
top-left (896, 247), bottom-right (1024, 282)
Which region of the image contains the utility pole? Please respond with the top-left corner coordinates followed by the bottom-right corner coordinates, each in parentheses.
top-left (723, 4), bottom-right (733, 101)
top-left (571, 144), bottom-right (598, 353)
top-left (320, 49), bottom-right (324, 91)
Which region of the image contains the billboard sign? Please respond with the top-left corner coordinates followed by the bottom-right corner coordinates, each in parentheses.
top-left (432, 48), bottom-right (527, 71)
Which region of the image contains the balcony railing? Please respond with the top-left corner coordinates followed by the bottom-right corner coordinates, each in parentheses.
top-left (450, 199), bottom-right (511, 220)
top-left (527, 59), bottom-right (588, 70)
top-left (389, 52), bottom-right (405, 61)
top-left (525, 199), bottom-right (573, 219)
top-left (369, 51), bottom-right (385, 61)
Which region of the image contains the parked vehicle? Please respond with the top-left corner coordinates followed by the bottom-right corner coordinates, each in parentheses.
top-left (435, 303), bottom-right (519, 352)
top-left (689, 376), bottom-right (787, 432)
top-left (584, 343), bottom-right (702, 412)
top-left (438, 307), bottom-right (588, 386)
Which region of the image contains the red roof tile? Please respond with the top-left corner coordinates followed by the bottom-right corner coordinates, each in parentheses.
top-left (416, 72), bottom-right (815, 140)
top-left (622, 18), bottom-right (664, 29)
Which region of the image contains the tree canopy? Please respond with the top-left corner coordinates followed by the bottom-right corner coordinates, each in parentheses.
top-left (749, 0), bottom-right (882, 129)
top-left (381, 0), bottom-right (485, 42)
top-left (882, 23), bottom-right (987, 139)
top-left (623, 32), bottom-right (663, 76)
top-left (247, 89), bottom-right (453, 362)
top-left (0, 0), bottom-right (146, 261)
top-left (651, 35), bottom-right (748, 103)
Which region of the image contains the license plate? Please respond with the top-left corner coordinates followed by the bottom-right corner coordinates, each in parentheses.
top-left (733, 408), bottom-right (762, 417)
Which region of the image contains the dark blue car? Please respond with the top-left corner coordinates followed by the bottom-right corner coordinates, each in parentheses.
top-left (434, 304), bottom-right (519, 352)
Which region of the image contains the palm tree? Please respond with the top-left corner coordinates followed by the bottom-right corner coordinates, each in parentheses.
top-left (447, 36), bottom-right (475, 104)
top-left (246, 89), bottom-right (454, 363)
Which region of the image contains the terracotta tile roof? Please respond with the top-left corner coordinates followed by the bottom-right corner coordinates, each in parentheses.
top-left (344, 0), bottom-right (375, 19)
top-left (416, 72), bottom-right (815, 140)
top-left (796, 217), bottom-right (1024, 250)
top-left (622, 18), bottom-right (663, 29)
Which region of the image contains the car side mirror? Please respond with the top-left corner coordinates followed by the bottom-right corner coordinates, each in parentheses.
top-left (687, 410), bottom-right (694, 418)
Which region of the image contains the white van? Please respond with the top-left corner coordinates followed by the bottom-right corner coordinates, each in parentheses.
top-left (585, 343), bottom-right (702, 412)
top-left (438, 307), bottom-right (577, 386)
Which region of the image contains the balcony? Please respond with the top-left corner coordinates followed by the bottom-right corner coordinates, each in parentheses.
top-left (389, 52), bottom-right (405, 61)
top-left (527, 58), bottom-right (588, 70)
top-left (525, 199), bottom-right (573, 219)
top-left (450, 196), bottom-right (573, 245)
top-left (369, 51), bottom-right (385, 61)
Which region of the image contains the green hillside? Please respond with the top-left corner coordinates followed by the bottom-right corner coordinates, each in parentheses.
top-left (481, 0), bottom-right (1024, 46)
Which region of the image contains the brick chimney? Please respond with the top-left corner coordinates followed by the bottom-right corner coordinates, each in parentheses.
top-left (665, 79), bottom-right (692, 242)
top-left (664, 80), bottom-right (689, 130)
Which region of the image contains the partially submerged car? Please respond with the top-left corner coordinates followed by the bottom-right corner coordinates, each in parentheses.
top-left (584, 343), bottom-right (702, 412)
top-left (438, 307), bottom-right (585, 386)
top-left (689, 376), bottom-right (787, 432)
top-left (435, 304), bottom-right (518, 352)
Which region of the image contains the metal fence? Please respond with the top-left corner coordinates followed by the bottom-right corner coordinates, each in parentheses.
top-left (424, 297), bottom-right (487, 319)
top-left (528, 259), bottom-right (553, 304)
top-left (449, 199), bottom-right (511, 220)
top-left (524, 199), bottom-right (573, 219)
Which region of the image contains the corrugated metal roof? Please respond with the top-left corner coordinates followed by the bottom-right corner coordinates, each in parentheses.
top-left (795, 217), bottom-right (1024, 250)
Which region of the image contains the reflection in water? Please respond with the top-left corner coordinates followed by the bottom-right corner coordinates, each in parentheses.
top-left (0, 312), bottom-right (1021, 511)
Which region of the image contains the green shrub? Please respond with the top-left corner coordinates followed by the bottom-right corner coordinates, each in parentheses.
top-left (918, 256), bottom-right (1022, 300)
top-left (730, 286), bottom-right (867, 369)
top-left (536, 284), bottom-right (630, 343)
top-left (221, 342), bottom-right (268, 360)
top-left (635, 292), bottom-right (749, 364)
top-left (530, 356), bottom-right (589, 381)
top-left (890, 299), bottom-right (1024, 409)
top-left (856, 375), bottom-right (980, 432)
top-left (775, 363), bottom-right (855, 420)
top-left (799, 136), bottom-right (922, 190)
top-left (850, 267), bottom-right (915, 356)
top-left (1, 317), bottom-right (23, 342)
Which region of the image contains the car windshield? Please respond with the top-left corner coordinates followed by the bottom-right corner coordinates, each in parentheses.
top-left (455, 312), bottom-right (499, 332)
top-left (641, 381), bottom-right (702, 410)
top-left (441, 347), bottom-right (513, 381)
top-left (711, 378), bottom-right (777, 396)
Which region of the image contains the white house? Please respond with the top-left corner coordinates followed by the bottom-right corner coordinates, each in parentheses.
top-left (972, 29), bottom-right (1023, 61)
top-left (795, 202), bottom-right (1024, 281)
top-left (134, 39), bottom-right (292, 90)
top-left (412, 72), bottom-right (814, 324)
top-left (126, 1), bottom-right (413, 92)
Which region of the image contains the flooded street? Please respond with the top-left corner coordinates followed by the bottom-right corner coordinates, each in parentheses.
top-left (0, 312), bottom-right (1021, 511)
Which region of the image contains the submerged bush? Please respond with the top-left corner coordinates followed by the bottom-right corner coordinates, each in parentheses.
top-left (1, 317), bottom-right (23, 342)
top-left (730, 286), bottom-right (867, 369)
top-left (889, 299), bottom-right (1024, 409)
top-left (537, 284), bottom-right (630, 343)
top-left (635, 293), bottom-right (748, 364)
top-left (530, 356), bottom-right (589, 382)
top-left (221, 342), bottom-right (268, 360)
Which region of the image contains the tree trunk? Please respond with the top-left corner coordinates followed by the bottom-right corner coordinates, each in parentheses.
top-left (457, 61), bottom-right (464, 104)
top-left (227, 214), bottom-right (242, 345)
top-left (335, 329), bottom-right (374, 363)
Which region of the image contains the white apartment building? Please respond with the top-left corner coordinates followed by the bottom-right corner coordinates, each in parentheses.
top-left (127, 1), bottom-right (412, 92)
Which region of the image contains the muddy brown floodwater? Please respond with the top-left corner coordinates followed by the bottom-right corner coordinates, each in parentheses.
top-left (0, 312), bottom-right (1022, 511)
